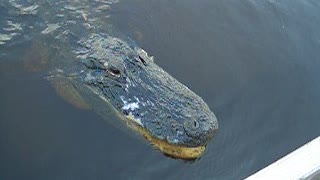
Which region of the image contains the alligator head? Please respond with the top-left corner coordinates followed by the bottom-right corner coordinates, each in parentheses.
top-left (75, 34), bottom-right (218, 159)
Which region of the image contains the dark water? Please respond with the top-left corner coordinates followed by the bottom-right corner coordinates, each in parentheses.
top-left (1, 0), bottom-right (320, 179)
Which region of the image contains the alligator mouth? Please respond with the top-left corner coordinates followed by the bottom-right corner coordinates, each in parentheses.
top-left (98, 93), bottom-right (206, 159)
top-left (123, 116), bottom-right (206, 160)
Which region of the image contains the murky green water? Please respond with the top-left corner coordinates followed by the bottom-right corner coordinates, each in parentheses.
top-left (1, 0), bottom-right (320, 179)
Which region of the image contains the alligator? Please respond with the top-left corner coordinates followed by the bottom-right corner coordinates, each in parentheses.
top-left (0, 0), bottom-right (218, 159)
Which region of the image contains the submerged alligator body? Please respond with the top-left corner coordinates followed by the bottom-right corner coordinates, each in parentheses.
top-left (0, 0), bottom-right (218, 159)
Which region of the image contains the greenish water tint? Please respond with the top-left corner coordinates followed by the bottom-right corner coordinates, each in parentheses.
top-left (1, 0), bottom-right (320, 179)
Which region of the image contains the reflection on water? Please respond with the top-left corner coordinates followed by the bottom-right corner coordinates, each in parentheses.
top-left (1, 0), bottom-right (320, 179)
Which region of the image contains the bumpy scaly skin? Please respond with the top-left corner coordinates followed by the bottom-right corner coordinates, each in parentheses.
top-left (1, 0), bottom-right (218, 157)
top-left (75, 34), bottom-right (218, 147)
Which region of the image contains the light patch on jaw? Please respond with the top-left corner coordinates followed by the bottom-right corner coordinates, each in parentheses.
top-left (121, 96), bottom-right (140, 111)
top-left (123, 102), bottom-right (139, 110)
top-left (120, 96), bottom-right (142, 126)
top-left (96, 91), bottom-right (143, 126)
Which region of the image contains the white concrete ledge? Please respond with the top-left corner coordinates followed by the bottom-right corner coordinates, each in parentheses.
top-left (246, 136), bottom-right (320, 180)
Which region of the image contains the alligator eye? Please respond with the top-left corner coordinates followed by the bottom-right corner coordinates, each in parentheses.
top-left (138, 55), bottom-right (147, 65)
top-left (108, 66), bottom-right (121, 77)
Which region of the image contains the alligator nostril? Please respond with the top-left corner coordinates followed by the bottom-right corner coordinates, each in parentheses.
top-left (193, 120), bottom-right (199, 128)
top-left (184, 119), bottom-right (200, 132)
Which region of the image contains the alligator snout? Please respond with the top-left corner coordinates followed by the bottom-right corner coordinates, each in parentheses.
top-left (79, 34), bottom-right (218, 159)
top-left (183, 116), bottom-right (218, 147)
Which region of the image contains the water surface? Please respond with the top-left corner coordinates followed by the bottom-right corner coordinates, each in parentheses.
top-left (1, 0), bottom-right (320, 179)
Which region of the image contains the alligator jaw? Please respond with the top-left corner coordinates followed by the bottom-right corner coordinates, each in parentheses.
top-left (123, 116), bottom-right (206, 160)
top-left (96, 87), bottom-right (206, 160)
